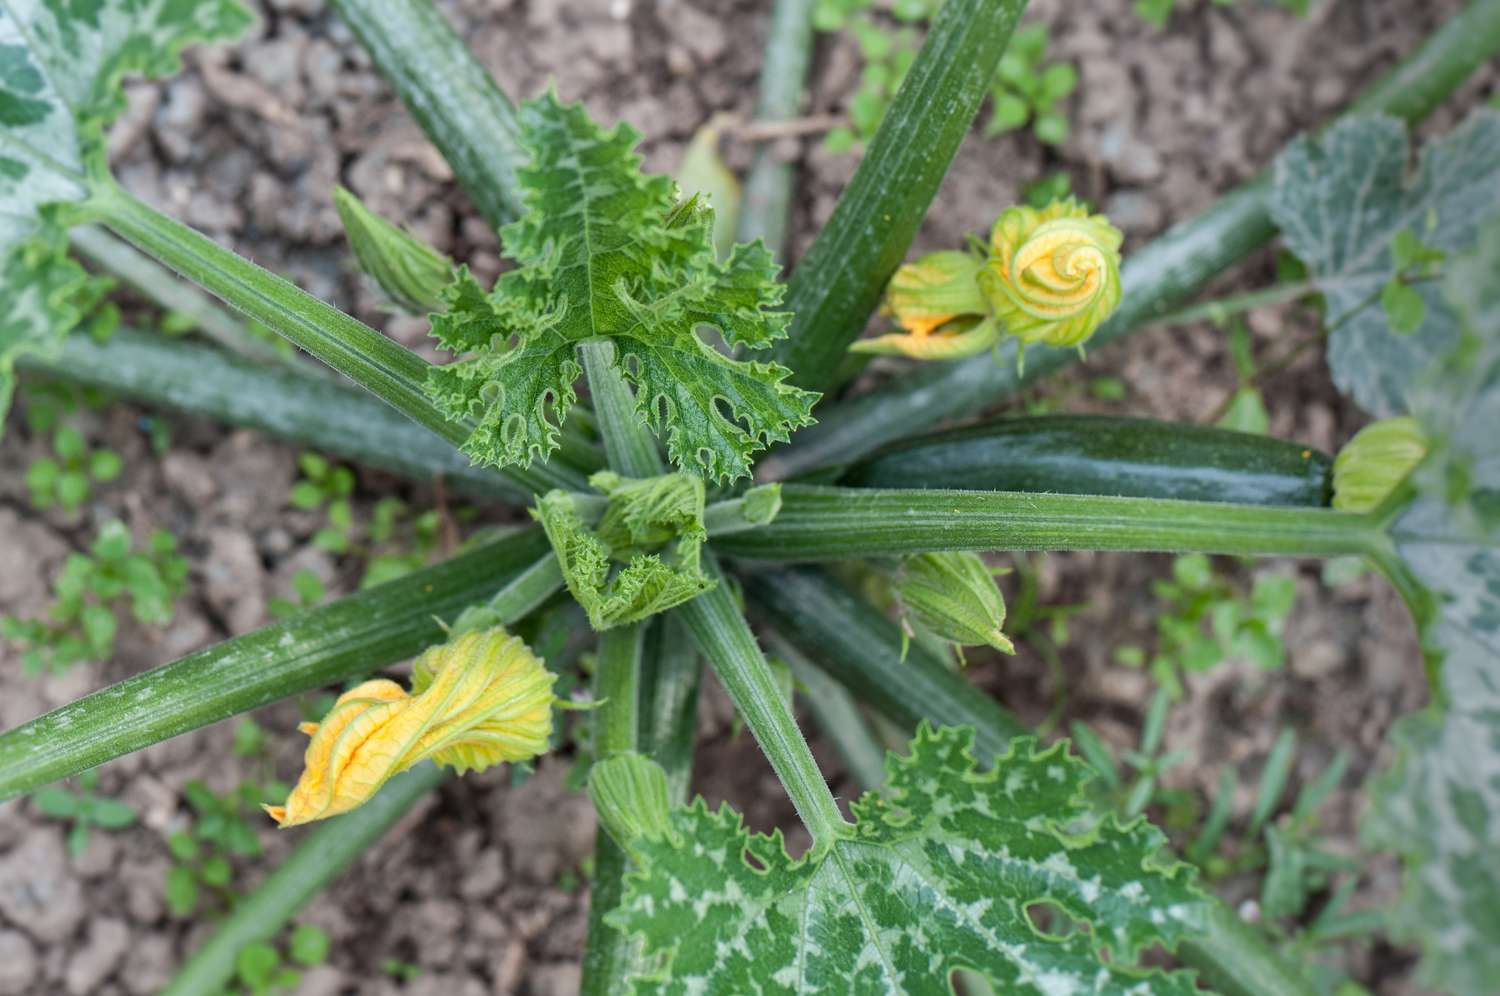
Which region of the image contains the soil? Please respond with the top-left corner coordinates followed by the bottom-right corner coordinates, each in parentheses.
top-left (1, 0), bottom-right (1495, 993)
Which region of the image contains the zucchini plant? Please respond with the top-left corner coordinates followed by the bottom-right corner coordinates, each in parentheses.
top-left (2, 0), bottom-right (1498, 993)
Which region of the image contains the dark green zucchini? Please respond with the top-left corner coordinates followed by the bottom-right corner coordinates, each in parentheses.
top-left (837, 414), bottom-right (1333, 507)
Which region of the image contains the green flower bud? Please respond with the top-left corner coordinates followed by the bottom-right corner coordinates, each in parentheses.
top-left (980, 199), bottom-right (1123, 349)
top-left (897, 552), bottom-right (1015, 655)
top-left (587, 751), bottom-right (675, 847)
top-left (333, 186), bottom-right (453, 313)
top-left (1332, 416), bottom-right (1428, 512)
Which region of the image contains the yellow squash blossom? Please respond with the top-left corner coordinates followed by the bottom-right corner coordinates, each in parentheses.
top-left (265, 627), bottom-right (555, 827)
top-left (980, 199), bottom-right (1123, 349)
top-left (854, 250), bottom-right (997, 360)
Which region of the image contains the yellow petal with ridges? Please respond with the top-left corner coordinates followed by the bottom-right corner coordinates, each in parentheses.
top-left (981, 199), bottom-right (1123, 349)
top-left (264, 628), bottom-right (556, 827)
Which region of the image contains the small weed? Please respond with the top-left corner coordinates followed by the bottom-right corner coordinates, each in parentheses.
top-left (166, 777), bottom-right (285, 917)
top-left (25, 423), bottom-right (123, 511)
top-left (289, 452), bottom-right (356, 553)
top-left (985, 24), bottom-right (1076, 144)
top-left (1114, 553), bottom-right (1297, 699)
top-left (2, 519), bottom-right (188, 675)
top-left (229, 924), bottom-right (330, 995)
top-left (31, 768), bottom-right (137, 857)
top-left (267, 568), bottom-right (327, 619)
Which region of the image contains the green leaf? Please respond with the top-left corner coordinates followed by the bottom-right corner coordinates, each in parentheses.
top-left (165, 864), bottom-right (200, 916)
top-left (31, 785), bottom-right (79, 818)
top-left (288, 924), bottom-right (330, 967)
top-left (332, 185), bottom-right (452, 314)
top-left (426, 94), bottom-right (816, 484)
top-left (236, 942), bottom-right (280, 988)
top-left (1269, 110), bottom-right (1500, 414)
top-left (0, 0), bottom-right (252, 425)
top-left (1365, 225), bottom-right (1500, 995)
top-left (88, 796), bottom-right (137, 829)
top-left (614, 726), bottom-right (1204, 994)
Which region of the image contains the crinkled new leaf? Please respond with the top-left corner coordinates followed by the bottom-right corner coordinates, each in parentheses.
top-left (613, 725), bottom-right (1206, 995)
top-left (425, 94), bottom-right (818, 484)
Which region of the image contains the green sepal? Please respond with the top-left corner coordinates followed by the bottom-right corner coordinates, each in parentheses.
top-left (897, 551), bottom-right (1015, 655)
top-left (588, 751), bottom-right (676, 848)
top-left (332, 185), bottom-right (453, 313)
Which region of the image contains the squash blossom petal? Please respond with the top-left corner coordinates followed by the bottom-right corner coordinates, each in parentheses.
top-left (881, 250), bottom-right (989, 338)
top-left (264, 627), bottom-right (555, 827)
top-left (980, 199), bottom-right (1123, 349)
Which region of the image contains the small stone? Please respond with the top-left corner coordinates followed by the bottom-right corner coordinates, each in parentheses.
top-left (0, 931), bottom-right (38, 996)
top-left (457, 848), bottom-right (506, 900)
top-left (202, 528), bottom-right (268, 633)
top-left (65, 917), bottom-right (130, 996)
top-left (294, 964), bottom-right (344, 996)
top-left (0, 828), bottom-right (87, 943)
top-left (119, 934), bottom-right (173, 996)
top-left (121, 861), bottom-right (166, 925)
top-left (161, 452), bottom-right (218, 505)
top-left (526, 963), bottom-right (582, 996)
top-left (69, 830), bottom-right (119, 878)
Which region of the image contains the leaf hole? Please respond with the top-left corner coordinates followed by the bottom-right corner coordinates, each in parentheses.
top-left (741, 847), bottom-right (768, 873)
top-left (1025, 900), bottom-right (1082, 941)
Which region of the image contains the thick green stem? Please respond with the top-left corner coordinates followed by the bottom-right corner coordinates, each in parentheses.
top-left (749, 566), bottom-right (1313, 996)
top-left (764, 632), bottom-right (889, 790)
top-left (764, 0), bottom-right (1500, 478)
top-left (70, 225), bottom-right (297, 369)
top-left (735, 0), bottom-right (816, 257)
top-left (16, 327), bottom-right (586, 503)
top-left (595, 625), bottom-right (645, 760)
top-left (161, 763), bottom-right (445, 996)
top-left (637, 614), bottom-right (703, 803)
top-left (581, 340), bottom-right (664, 478)
top-left (774, 0), bottom-right (1029, 389)
top-left (328, 0), bottom-right (526, 232)
top-left (91, 182), bottom-right (584, 496)
top-left (715, 485), bottom-right (1382, 561)
top-left (680, 556), bottom-right (848, 847)
top-left (0, 529), bottom-right (555, 800)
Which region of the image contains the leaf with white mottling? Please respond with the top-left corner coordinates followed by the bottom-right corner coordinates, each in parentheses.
top-left (1269, 110), bottom-right (1500, 415)
top-left (0, 0), bottom-right (252, 425)
top-left (1366, 224), bottom-right (1500, 996)
top-left (614, 726), bottom-right (1206, 995)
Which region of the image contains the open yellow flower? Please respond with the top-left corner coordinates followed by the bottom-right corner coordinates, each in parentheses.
top-left (264, 627), bottom-right (555, 827)
top-left (980, 199), bottom-right (1123, 349)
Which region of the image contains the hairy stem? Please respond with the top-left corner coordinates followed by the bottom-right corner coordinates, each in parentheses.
top-left (0, 530), bottom-right (557, 800)
top-left (763, 0), bottom-right (1500, 478)
top-left (681, 555), bottom-right (849, 848)
top-left (735, 0), bottom-right (816, 258)
top-left (715, 485), bottom-right (1383, 561)
top-left (328, 0), bottom-right (526, 231)
top-left (774, 0), bottom-right (1029, 389)
top-left (92, 181), bottom-right (583, 495)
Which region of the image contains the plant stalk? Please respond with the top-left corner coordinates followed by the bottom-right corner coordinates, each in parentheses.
top-left (715, 485), bottom-right (1382, 561)
top-left (16, 327), bottom-right (595, 502)
top-left (637, 613), bottom-right (703, 803)
top-left (328, 0), bottom-right (526, 231)
top-left (765, 631), bottom-right (889, 790)
top-left (69, 225), bottom-right (299, 369)
top-left (774, 0), bottom-right (1029, 389)
top-left (735, 0), bottom-right (816, 258)
top-left (763, 0), bottom-right (1500, 478)
top-left (0, 530), bottom-right (557, 800)
top-left (581, 339), bottom-right (664, 478)
top-left (680, 555), bottom-right (849, 848)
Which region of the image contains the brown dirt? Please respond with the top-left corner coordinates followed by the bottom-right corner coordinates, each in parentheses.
top-left (1, 0), bottom-right (1495, 993)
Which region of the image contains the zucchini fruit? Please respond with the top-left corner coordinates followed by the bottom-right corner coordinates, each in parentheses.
top-left (837, 414), bottom-right (1332, 507)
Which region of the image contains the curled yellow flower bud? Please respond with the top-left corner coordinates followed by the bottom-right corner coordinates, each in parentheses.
top-left (882, 250), bottom-right (989, 338)
top-left (264, 628), bottom-right (555, 827)
top-left (980, 199), bottom-right (1123, 349)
